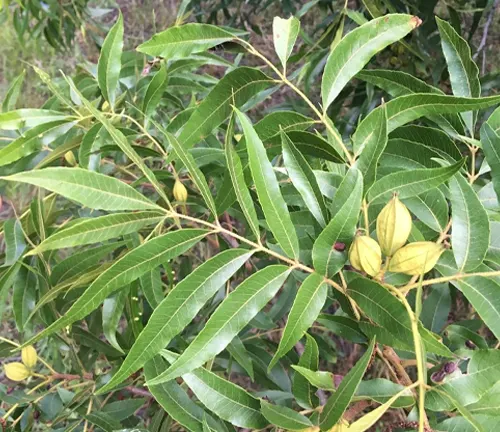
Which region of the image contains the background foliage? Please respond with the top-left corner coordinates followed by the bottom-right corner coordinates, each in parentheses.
top-left (2, 0), bottom-right (500, 431)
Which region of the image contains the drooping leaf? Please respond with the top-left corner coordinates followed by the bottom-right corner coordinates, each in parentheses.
top-left (22, 229), bottom-right (209, 347)
top-left (402, 189), bottom-right (449, 233)
top-left (140, 267), bottom-right (164, 309)
top-left (354, 103), bottom-right (388, 189)
top-left (225, 113), bottom-right (260, 239)
top-left (420, 284), bottom-right (451, 334)
top-left (436, 252), bottom-right (500, 340)
top-left (261, 400), bottom-right (313, 430)
top-left (3, 219), bottom-right (27, 266)
top-left (321, 14), bottom-right (420, 110)
top-left (227, 336), bottom-right (254, 380)
top-left (319, 338), bottom-right (376, 431)
top-left (1, 168), bottom-right (163, 212)
top-left (481, 122), bottom-right (500, 201)
top-left (272, 16), bottom-right (300, 72)
top-left (312, 168), bottom-right (363, 276)
top-left (137, 23), bottom-right (235, 58)
top-left (0, 109), bottom-right (69, 130)
top-left (235, 108), bottom-right (299, 259)
top-left (292, 333), bottom-right (319, 409)
top-left (282, 130), bottom-right (328, 227)
top-left (160, 350), bottom-right (267, 429)
top-left (269, 273), bottom-right (327, 370)
top-left (449, 173), bottom-right (489, 272)
top-left (162, 129), bottom-right (218, 217)
top-left (29, 211), bottom-right (165, 254)
top-left (145, 356), bottom-right (219, 432)
top-left (147, 265), bottom-right (291, 385)
top-left (97, 13), bottom-right (124, 107)
top-left (143, 63), bottom-right (168, 117)
top-left (177, 67), bottom-right (274, 150)
top-left (437, 17), bottom-right (480, 133)
top-left (13, 265), bottom-right (37, 331)
top-left (97, 248), bottom-right (252, 394)
top-left (102, 289), bottom-right (129, 353)
top-left (2, 70), bottom-right (25, 112)
top-left (366, 159), bottom-right (465, 204)
top-left (348, 276), bottom-right (453, 357)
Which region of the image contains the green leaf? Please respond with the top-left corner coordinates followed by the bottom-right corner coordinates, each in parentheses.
top-left (270, 273), bottom-right (327, 370)
top-left (22, 229), bottom-right (209, 347)
top-left (360, 93), bottom-right (500, 134)
top-left (102, 289), bottom-right (128, 353)
top-left (97, 13), bottom-right (124, 107)
top-left (162, 130), bottom-right (217, 217)
top-left (225, 113), bottom-right (260, 239)
top-left (1, 167), bottom-right (163, 212)
top-left (29, 211), bottom-right (164, 254)
top-left (321, 14), bottom-right (420, 110)
top-left (66, 78), bottom-right (172, 207)
top-left (161, 350), bottom-right (267, 429)
top-left (236, 108), bottom-right (299, 259)
top-left (140, 268), bottom-right (164, 309)
top-left (348, 276), bottom-right (453, 357)
top-left (3, 219), bottom-right (27, 266)
top-left (2, 70), bottom-right (25, 112)
top-left (261, 400), bottom-right (312, 430)
top-left (437, 17), bottom-right (480, 133)
top-left (402, 189), bottom-right (449, 233)
top-left (0, 109), bottom-right (70, 130)
top-left (354, 103), bottom-right (388, 189)
top-left (292, 333), bottom-right (319, 409)
top-left (147, 265), bottom-right (291, 385)
top-left (312, 168), bottom-right (363, 276)
top-left (177, 67), bottom-right (274, 150)
top-left (137, 23), bottom-right (235, 58)
top-left (354, 378), bottom-right (414, 408)
top-left (449, 173), bottom-right (489, 272)
top-left (481, 122), bottom-right (500, 201)
top-left (426, 349), bottom-right (500, 412)
top-left (282, 130), bottom-right (328, 227)
top-left (319, 338), bottom-right (376, 431)
top-left (145, 356), bottom-right (217, 432)
top-left (366, 159), bottom-right (465, 203)
top-left (345, 384), bottom-right (415, 432)
top-left (272, 16), bottom-right (300, 72)
top-left (82, 412), bottom-right (121, 432)
top-left (227, 336), bottom-right (254, 380)
top-left (436, 252), bottom-right (500, 340)
top-left (143, 63), bottom-right (168, 117)
top-left (79, 123), bottom-right (102, 170)
top-left (13, 265), bottom-right (36, 331)
top-left (97, 248), bottom-right (252, 394)
top-left (420, 284), bottom-right (451, 333)
top-left (102, 398), bottom-right (146, 421)
top-left (291, 366), bottom-right (335, 391)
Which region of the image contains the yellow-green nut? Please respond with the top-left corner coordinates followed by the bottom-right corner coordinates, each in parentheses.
top-left (173, 180), bottom-right (188, 203)
top-left (64, 151), bottom-right (77, 167)
top-left (388, 242), bottom-right (444, 275)
top-left (349, 236), bottom-right (382, 277)
top-left (377, 195), bottom-right (412, 256)
top-left (21, 345), bottom-right (38, 369)
top-left (4, 362), bottom-right (30, 382)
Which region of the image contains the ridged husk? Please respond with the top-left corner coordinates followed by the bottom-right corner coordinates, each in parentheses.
top-left (376, 195), bottom-right (412, 256)
top-left (388, 241), bottom-right (444, 275)
top-left (349, 236), bottom-right (382, 277)
top-left (173, 180), bottom-right (188, 202)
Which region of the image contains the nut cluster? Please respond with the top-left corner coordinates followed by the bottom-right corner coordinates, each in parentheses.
top-left (348, 195), bottom-right (444, 277)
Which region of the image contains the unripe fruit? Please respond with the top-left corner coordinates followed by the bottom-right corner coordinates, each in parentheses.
top-left (388, 242), bottom-right (444, 275)
top-left (377, 195), bottom-right (412, 256)
top-left (173, 180), bottom-right (188, 203)
top-left (64, 151), bottom-right (77, 166)
top-left (349, 236), bottom-right (382, 277)
top-left (21, 346), bottom-right (37, 369)
top-left (4, 362), bottom-right (30, 382)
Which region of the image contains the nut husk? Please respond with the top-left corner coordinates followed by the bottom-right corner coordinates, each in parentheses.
top-left (388, 241), bottom-right (444, 275)
top-left (377, 195), bottom-right (412, 256)
top-left (173, 180), bottom-right (188, 203)
top-left (349, 235), bottom-right (382, 277)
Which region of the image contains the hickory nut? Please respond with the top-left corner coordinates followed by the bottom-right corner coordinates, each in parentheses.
top-left (377, 195), bottom-right (412, 256)
top-left (349, 235), bottom-right (382, 277)
top-left (388, 241), bottom-right (444, 275)
top-left (173, 180), bottom-right (188, 203)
